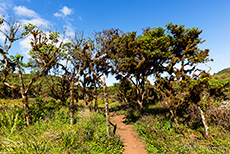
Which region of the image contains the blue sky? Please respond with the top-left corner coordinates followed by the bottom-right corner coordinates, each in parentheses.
top-left (0, 0), bottom-right (230, 85)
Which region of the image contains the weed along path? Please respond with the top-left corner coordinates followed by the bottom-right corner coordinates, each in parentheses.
top-left (110, 113), bottom-right (148, 154)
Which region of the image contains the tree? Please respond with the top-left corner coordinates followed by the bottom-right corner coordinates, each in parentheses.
top-left (115, 79), bottom-right (136, 105)
top-left (57, 31), bottom-right (93, 124)
top-left (19, 24), bottom-right (64, 125)
top-left (97, 28), bottom-right (170, 109)
top-left (44, 73), bottom-right (70, 105)
top-left (0, 17), bottom-right (64, 125)
top-left (154, 23), bottom-right (228, 137)
top-left (0, 16), bottom-right (25, 90)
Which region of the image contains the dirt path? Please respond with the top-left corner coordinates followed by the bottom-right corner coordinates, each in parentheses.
top-left (110, 113), bottom-right (148, 154)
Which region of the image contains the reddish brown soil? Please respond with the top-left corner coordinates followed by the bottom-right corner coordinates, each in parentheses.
top-left (110, 113), bottom-right (148, 154)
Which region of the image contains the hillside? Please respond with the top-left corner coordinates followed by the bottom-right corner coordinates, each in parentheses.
top-left (213, 67), bottom-right (230, 79)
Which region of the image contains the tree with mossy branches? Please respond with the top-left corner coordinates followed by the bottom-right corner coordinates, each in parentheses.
top-left (155, 23), bottom-right (229, 137)
top-left (97, 27), bottom-right (171, 110)
top-left (0, 16), bottom-right (25, 91)
top-left (55, 31), bottom-right (94, 125)
top-left (0, 16), bottom-right (64, 125)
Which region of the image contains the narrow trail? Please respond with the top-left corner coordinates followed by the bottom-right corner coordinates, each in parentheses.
top-left (110, 113), bottom-right (148, 154)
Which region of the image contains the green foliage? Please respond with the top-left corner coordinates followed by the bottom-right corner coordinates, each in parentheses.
top-left (0, 18), bottom-right (3, 24)
top-left (0, 107), bottom-right (26, 137)
top-left (213, 67), bottom-right (230, 81)
top-left (115, 79), bottom-right (136, 104)
top-left (0, 99), bottom-right (124, 153)
top-left (135, 114), bottom-right (230, 153)
top-left (29, 96), bottom-right (62, 123)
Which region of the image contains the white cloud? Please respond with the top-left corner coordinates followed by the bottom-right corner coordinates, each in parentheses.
top-left (0, 22), bottom-right (9, 42)
top-left (12, 5), bottom-right (50, 28)
top-left (13, 6), bottom-right (38, 18)
top-left (0, 0), bottom-right (13, 14)
top-left (19, 36), bottom-right (32, 56)
top-left (61, 6), bottom-right (73, 16)
top-left (0, 3), bottom-right (7, 13)
top-left (54, 6), bottom-right (73, 18)
top-left (21, 18), bottom-right (49, 28)
top-left (0, 33), bottom-right (5, 42)
top-left (54, 12), bottom-right (62, 17)
top-left (63, 24), bottom-right (75, 37)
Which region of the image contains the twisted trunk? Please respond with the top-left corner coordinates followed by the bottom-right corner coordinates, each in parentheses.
top-left (198, 105), bottom-right (209, 137)
top-left (21, 92), bottom-right (31, 125)
top-left (69, 82), bottom-right (75, 125)
top-left (136, 88), bottom-right (145, 108)
top-left (104, 74), bottom-right (111, 138)
top-left (169, 109), bottom-right (181, 129)
top-left (137, 89), bottom-right (145, 108)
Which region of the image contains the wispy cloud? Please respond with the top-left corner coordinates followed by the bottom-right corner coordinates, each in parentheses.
top-left (19, 36), bottom-right (32, 56)
top-left (54, 6), bottom-right (73, 18)
top-left (13, 5), bottom-right (50, 28)
top-left (0, 3), bottom-right (7, 13)
top-left (78, 15), bottom-right (83, 21)
top-left (0, 22), bottom-right (10, 42)
top-left (13, 6), bottom-right (38, 18)
top-left (63, 24), bottom-right (75, 37)
top-left (0, 0), bottom-right (13, 14)
top-left (20, 18), bottom-right (49, 28)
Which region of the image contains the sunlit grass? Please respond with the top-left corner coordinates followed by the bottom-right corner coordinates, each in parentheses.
top-left (0, 98), bottom-right (124, 153)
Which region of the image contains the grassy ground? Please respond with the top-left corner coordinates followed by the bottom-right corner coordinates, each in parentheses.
top-left (110, 102), bottom-right (230, 154)
top-left (0, 98), bottom-right (124, 153)
top-left (1, 96), bottom-right (230, 153)
top-left (134, 114), bottom-right (230, 153)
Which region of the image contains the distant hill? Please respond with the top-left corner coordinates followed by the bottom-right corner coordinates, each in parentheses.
top-left (210, 68), bottom-right (230, 87)
top-left (215, 68), bottom-right (230, 75)
top-left (213, 68), bottom-right (230, 79)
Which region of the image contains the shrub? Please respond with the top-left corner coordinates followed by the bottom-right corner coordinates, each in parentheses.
top-left (207, 106), bottom-right (230, 130)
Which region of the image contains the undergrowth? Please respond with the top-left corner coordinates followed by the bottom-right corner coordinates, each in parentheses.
top-left (134, 113), bottom-right (230, 153)
top-left (0, 98), bottom-right (124, 153)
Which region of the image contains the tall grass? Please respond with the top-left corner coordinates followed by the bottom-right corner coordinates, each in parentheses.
top-left (0, 98), bottom-right (124, 153)
top-left (134, 106), bottom-right (230, 153)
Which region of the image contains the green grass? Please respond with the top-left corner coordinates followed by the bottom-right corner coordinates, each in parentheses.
top-left (0, 98), bottom-right (124, 154)
top-left (108, 101), bottom-right (230, 153)
top-left (133, 103), bottom-right (230, 154)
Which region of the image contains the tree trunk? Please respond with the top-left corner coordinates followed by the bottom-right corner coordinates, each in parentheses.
top-left (164, 100), bottom-right (181, 129)
top-left (84, 94), bottom-right (92, 111)
top-left (103, 74), bottom-right (111, 138)
top-left (84, 94), bottom-right (88, 107)
top-left (94, 95), bottom-right (98, 113)
top-left (69, 82), bottom-right (75, 125)
top-left (22, 94), bottom-right (31, 125)
top-left (197, 106), bottom-right (209, 137)
top-left (137, 88), bottom-right (145, 109)
top-left (169, 109), bottom-right (181, 129)
top-left (89, 101), bottom-right (92, 112)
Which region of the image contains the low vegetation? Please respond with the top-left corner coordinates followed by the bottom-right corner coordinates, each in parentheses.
top-left (0, 98), bottom-right (124, 153)
top-left (134, 103), bottom-right (230, 153)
